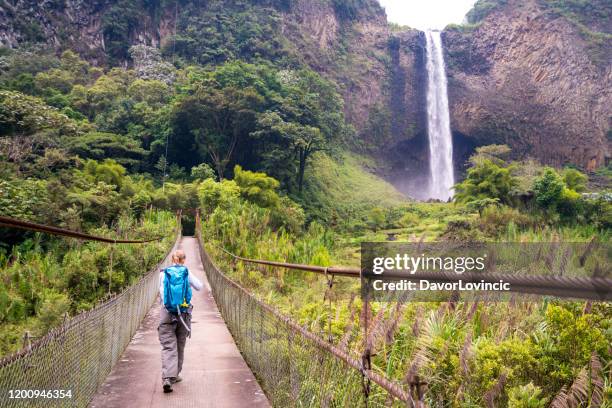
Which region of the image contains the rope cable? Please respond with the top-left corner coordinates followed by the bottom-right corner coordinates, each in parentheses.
top-left (0, 215), bottom-right (163, 244)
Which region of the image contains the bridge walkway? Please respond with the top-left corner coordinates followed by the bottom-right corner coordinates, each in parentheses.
top-left (89, 237), bottom-right (270, 408)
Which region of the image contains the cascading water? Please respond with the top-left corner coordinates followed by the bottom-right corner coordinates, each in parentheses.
top-left (425, 30), bottom-right (454, 201)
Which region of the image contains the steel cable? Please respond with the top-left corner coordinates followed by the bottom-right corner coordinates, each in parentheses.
top-left (207, 243), bottom-right (611, 301)
top-left (0, 216), bottom-right (163, 244)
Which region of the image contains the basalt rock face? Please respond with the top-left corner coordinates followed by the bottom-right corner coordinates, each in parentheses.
top-left (1, 0), bottom-right (609, 175)
top-left (444, 0), bottom-right (611, 171)
top-left (279, 2), bottom-right (427, 192)
top-left (279, 1), bottom-right (425, 152)
top-left (0, 0), bottom-right (175, 64)
top-left (0, 1), bottom-right (106, 60)
top-left (0, 0), bottom-right (424, 155)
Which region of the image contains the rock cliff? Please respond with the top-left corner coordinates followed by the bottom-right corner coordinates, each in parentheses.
top-left (444, 0), bottom-right (611, 170)
top-left (0, 0), bottom-right (609, 176)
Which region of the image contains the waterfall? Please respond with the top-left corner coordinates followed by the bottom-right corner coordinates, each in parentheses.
top-left (425, 30), bottom-right (454, 201)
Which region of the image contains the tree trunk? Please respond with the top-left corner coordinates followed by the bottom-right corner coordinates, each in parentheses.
top-left (208, 148), bottom-right (225, 180)
top-left (297, 149), bottom-right (307, 193)
top-left (215, 161), bottom-right (224, 180)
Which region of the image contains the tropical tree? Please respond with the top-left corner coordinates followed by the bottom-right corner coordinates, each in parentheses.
top-left (65, 132), bottom-right (146, 168)
top-left (233, 165), bottom-right (280, 208)
top-left (172, 86), bottom-right (263, 179)
top-left (533, 168), bottom-right (565, 210)
top-left (0, 91), bottom-right (80, 168)
top-left (253, 112), bottom-right (323, 192)
top-left (454, 159), bottom-right (517, 205)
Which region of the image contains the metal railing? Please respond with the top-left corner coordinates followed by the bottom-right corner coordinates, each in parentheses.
top-left (0, 219), bottom-right (180, 407)
top-left (196, 235), bottom-right (414, 407)
top-left (211, 246), bottom-right (611, 301)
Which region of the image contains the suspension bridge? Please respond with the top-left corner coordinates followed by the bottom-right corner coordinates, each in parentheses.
top-left (0, 214), bottom-right (609, 407)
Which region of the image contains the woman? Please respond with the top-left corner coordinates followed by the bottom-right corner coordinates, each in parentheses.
top-left (158, 249), bottom-right (203, 393)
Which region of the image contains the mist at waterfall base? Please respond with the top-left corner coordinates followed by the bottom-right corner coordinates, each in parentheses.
top-left (425, 30), bottom-right (455, 201)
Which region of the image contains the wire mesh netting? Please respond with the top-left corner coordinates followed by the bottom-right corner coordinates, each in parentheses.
top-left (197, 237), bottom-right (410, 407)
top-left (0, 234), bottom-right (180, 407)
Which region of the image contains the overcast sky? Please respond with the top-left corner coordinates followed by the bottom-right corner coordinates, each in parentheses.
top-left (377, 0), bottom-right (477, 30)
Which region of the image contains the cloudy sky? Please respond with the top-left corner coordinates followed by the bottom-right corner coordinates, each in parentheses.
top-left (377, 0), bottom-right (477, 30)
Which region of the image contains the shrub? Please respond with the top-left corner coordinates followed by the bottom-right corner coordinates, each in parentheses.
top-left (398, 212), bottom-right (420, 228)
top-left (533, 168), bottom-right (565, 210)
top-left (507, 383), bottom-right (547, 408)
top-left (367, 207), bottom-right (386, 231)
top-left (533, 168), bottom-right (587, 220)
top-left (198, 179), bottom-right (241, 215)
top-left (270, 196), bottom-right (305, 233)
top-left (36, 290), bottom-right (70, 333)
top-left (454, 159), bottom-right (517, 205)
top-left (479, 205), bottom-right (533, 237)
top-left (234, 165), bottom-right (280, 208)
top-left (561, 168), bottom-right (588, 192)
top-left (191, 163), bottom-right (216, 181)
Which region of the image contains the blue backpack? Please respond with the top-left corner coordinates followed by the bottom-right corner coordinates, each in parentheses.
top-left (163, 265), bottom-right (192, 314)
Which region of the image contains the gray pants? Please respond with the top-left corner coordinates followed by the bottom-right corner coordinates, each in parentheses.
top-left (158, 306), bottom-right (191, 379)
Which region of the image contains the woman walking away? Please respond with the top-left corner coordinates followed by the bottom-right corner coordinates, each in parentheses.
top-left (158, 249), bottom-right (202, 393)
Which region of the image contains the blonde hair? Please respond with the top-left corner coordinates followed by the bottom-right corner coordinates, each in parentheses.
top-left (172, 250), bottom-right (186, 264)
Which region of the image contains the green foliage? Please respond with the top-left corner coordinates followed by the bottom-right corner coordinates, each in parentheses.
top-left (166, 0), bottom-right (286, 65)
top-left (197, 178), bottom-right (241, 215)
top-left (470, 144), bottom-right (512, 166)
top-left (534, 304), bottom-right (610, 389)
top-left (507, 383), bottom-right (548, 407)
top-left (271, 196), bottom-right (305, 233)
top-left (0, 48), bottom-right (59, 86)
top-left (331, 0), bottom-right (381, 21)
top-left (541, 0), bottom-right (611, 34)
top-left (478, 204), bottom-right (533, 237)
top-left (172, 79), bottom-right (263, 178)
top-left (234, 165), bottom-right (280, 208)
top-left (0, 178), bottom-right (48, 222)
top-left (360, 102), bottom-right (392, 150)
top-left (253, 67), bottom-right (346, 192)
top-left (36, 290), bottom-right (70, 333)
top-left (82, 159), bottom-right (127, 189)
top-left (397, 212), bottom-right (420, 228)
top-left (160, 182), bottom-right (199, 211)
top-left (0, 90), bottom-right (78, 137)
top-left (65, 132), bottom-right (146, 168)
top-left (532, 167), bottom-right (585, 219)
top-left (191, 163), bottom-right (216, 181)
top-left (0, 211), bottom-right (176, 354)
top-left (102, 0), bottom-right (143, 62)
top-left (1, 6), bottom-right (610, 401)
top-left (562, 167), bottom-right (588, 192)
top-left (367, 207), bottom-right (386, 231)
top-left (127, 79), bottom-right (171, 107)
top-left (466, 0), bottom-right (508, 23)
top-left (466, 197), bottom-right (500, 216)
top-left (298, 152), bottom-right (407, 229)
top-left (454, 159), bottom-right (517, 205)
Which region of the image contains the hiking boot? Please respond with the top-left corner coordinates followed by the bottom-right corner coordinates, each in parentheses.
top-left (171, 376), bottom-right (182, 384)
top-left (163, 378), bottom-right (173, 393)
